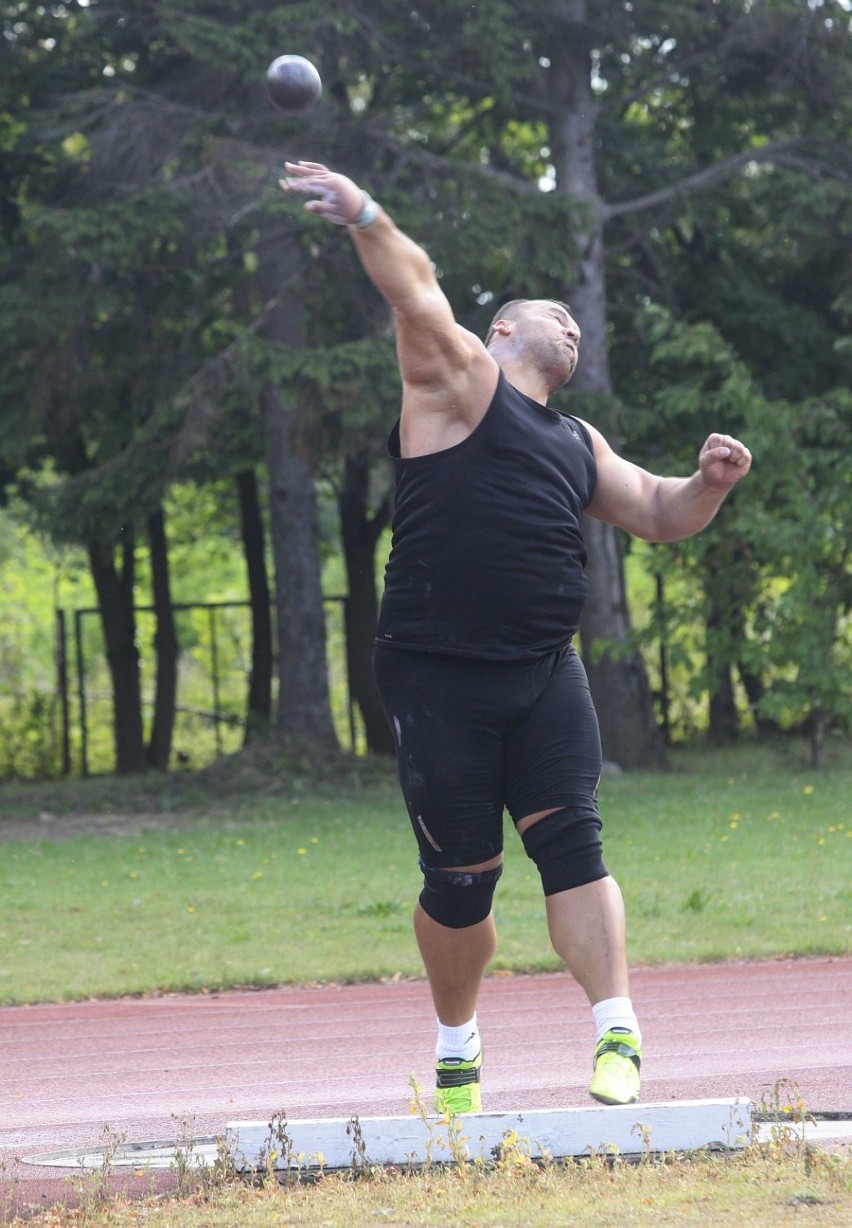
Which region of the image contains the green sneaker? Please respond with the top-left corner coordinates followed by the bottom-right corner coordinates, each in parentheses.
top-left (435, 1051), bottom-right (483, 1115)
top-left (589, 1028), bottom-right (641, 1106)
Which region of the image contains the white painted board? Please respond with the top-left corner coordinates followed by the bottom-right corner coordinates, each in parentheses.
top-left (227, 1098), bottom-right (752, 1170)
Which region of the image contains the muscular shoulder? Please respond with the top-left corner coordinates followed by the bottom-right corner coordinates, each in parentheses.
top-left (399, 328), bottom-right (499, 454)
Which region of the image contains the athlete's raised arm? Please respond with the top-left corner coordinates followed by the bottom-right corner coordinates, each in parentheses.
top-left (280, 161), bottom-right (495, 429)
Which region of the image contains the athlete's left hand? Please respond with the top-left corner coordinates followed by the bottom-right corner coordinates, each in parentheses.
top-left (698, 434), bottom-right (752, 490)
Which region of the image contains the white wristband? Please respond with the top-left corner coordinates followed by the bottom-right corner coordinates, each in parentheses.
top-left (349, 192), bottom-right (379, 230)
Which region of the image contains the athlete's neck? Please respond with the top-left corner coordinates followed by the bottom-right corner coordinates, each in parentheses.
top-left (497, 360), bottom-right (551, 405)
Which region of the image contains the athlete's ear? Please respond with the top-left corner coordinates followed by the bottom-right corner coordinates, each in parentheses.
top-left (490, 318), bottom-right (514, 338)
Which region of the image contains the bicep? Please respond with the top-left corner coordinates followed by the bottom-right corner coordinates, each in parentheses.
top-left (583, 425), bottom-right (662, 540)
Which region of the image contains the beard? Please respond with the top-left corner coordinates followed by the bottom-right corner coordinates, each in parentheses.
top-left (531, 337), bottom-right (578, 392)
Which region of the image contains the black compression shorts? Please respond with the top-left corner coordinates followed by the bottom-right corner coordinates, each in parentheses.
top-left (372, 642), bottom-right (603, 869)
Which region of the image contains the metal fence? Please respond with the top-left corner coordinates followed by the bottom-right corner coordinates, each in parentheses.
top-left (53, 597), bottom-right (356, 777)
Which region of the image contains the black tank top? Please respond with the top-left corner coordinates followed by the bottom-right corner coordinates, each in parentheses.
top-left (376, 371), bottom-right (597, 660)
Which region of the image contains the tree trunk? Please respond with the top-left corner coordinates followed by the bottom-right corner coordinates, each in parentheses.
top-left (706, 564), bottom-right (739, 745)
top-left (145, 505), bottom-right (178, 770)
top-left (259, 233), bottom-right (338, 750)
top-left (236, 467), bottom-right (273, 742)
top-left (550, 2), bottom-right (666, 769)
top-left (737, 660), bottom-right (780, 737)
top-left (579, 519), bottom-right (666, 768)
top-left (228, 229), bottom-right (274, 745)
top-left (704, 538), bottom-right (747, 744)
top-left (339, 452), bottom-right (394, 755)
top-left (87, 530), bottom-right (146, 774)
top-left (810, 705), bottom-right (827, 771)
top-left (708, 663), bottom-right (739, 745)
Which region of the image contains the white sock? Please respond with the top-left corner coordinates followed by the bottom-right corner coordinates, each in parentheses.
top-left (436, 1014), bottom-right (481, 1061)
top-left (592, 997), bottom-right (641, 1045)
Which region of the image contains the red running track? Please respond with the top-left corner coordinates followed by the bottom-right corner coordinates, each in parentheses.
top-left (1, 957), bottom-right (850, 1217)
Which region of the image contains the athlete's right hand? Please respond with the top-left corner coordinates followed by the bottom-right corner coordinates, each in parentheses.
top-left (279, 161), bottom-right (366, 226)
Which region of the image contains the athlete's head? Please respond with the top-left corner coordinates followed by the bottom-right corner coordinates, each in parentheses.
top-left (485, 299), bottom-right (581, 391)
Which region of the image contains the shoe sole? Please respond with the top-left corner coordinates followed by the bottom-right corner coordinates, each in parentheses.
top-left (589, 1090), bottom-right (638, 1106)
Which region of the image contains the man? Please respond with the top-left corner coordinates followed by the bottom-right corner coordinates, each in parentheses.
top-left (281, 161), bottom-right (752, 1113)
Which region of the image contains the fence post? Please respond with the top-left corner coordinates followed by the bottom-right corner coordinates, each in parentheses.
top-left (208, 605), bottom-right (222, 757)
top-left (74, 609), bottom-right (89, 778)
top-left (54, 608), bottom-right (71, 776)
top-left (656, 571), bottom-right (671, 744)
top-left (343, 595), bottom-right (357, 753)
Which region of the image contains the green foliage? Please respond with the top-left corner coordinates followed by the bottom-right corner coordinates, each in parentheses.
top-left (1, 0), bottom-right (850, 768)
top-left (271, 337), bottom-right (400, 441)
top-left (623, 312), bottom-right (851, 747)
top-left (739, 390), bottom-right (851, 738)
top-left (0, 179), bottom-right (238, 542)
top-left (0, 693), bottom-right (60, 778)
top-left (0, 508), bottom-right (93, 775)
top-left (0, 487), bottom-right (362, 779)
top-left (625, 542), bottom-right (709, 740)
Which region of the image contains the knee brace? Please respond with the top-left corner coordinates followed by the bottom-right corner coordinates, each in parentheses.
top-left (520, 806), bottom-right (607, 896)
top-left (418, 861), bottom-right (503, 929)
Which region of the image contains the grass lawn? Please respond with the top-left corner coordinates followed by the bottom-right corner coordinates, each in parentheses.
top-left (0, 739), bottom-right (849, 1005)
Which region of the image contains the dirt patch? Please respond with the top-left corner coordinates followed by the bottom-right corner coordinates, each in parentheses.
top-left (0, 743), bottom-right (399, 843)
top-left (0, 755), bottom-right (399, 844)
top-left (0, 808), bottom-right (213, 843)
